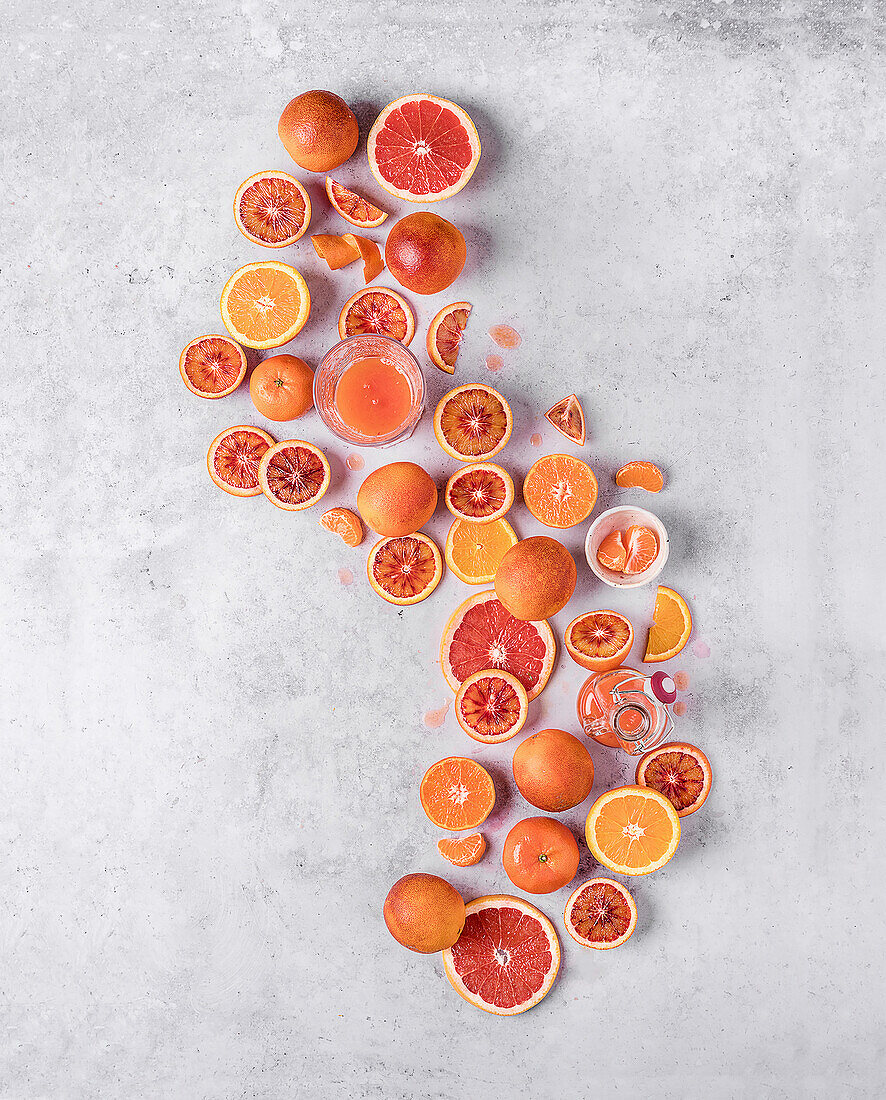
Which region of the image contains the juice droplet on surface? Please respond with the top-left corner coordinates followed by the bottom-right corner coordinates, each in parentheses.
top-left (423, 700), bottom-right (450, 728)
top-left (674, 671), bottom-right (690, 690)
top-left (338, 567), bottom-right (354, 586)
top-left (530, 433), bottom-right (542, 447)
top-left (489, 324), bottom-right (521, 349)
top-left (672, 700), bottom-right (687, 717)
top-left (692, 640), bottom-right (711, 659)
top-left (346, 453), bottom-right (365, 471)
top-left (485, 354), bottom-right (504, 373)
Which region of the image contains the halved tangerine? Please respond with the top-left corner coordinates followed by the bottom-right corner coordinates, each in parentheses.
top-left (420, 757), bottom-right (495, 830)
top-left (338, 287), bottom-right (415, 344)
top-left (320, 507), bottom-right (364, 546)
top-left (180, 335), bottom-right (247, 399)
top-left (367, 532), bottom-right (443, 605)
top-left (325, 177), bottom-right (388, 228)
top-left (564, 878), bottom-right (637, 950)
top-left (207, 426), bottom-right (275, 497)
top-left (643, 585), bottom-right (692, 662)
top-left (434, 384), bottom-right (512, 461)
top-left (427, 302), bottom-right (472, 374)
top-left (444, 518), bottom-right (517, 585)
top-left (234, 171), bottom-right (311, 247)
top-left (636, 742), bottom-right (712, 817)
top-left (623, 524), bottom-right (659, 575)
top-left (585, 785), bottom-right (681, 876)
top-left (615, 461), bottom-right (664, 493)
top-left (258, 440), bottom-right (330, 511)
top-left (445, 463), bottom-right (514, 524)
top-left (438, 833), bottom-right (486, 867)
top-left (523, 454), bottom-right (598, 529)
top-left (544, 394), bottom-right (586, 446)
top-left (220, 261), bottom-right (311, 349)
top-left (596, 529), bottom-right (627, 572)
top-left (454, 669), bottom-right (528, 744)
top-left (565, 610), bottom-right (634, 671)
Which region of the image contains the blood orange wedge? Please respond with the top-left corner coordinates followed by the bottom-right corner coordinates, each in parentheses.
top-left (180, 335), bottom-right (247, 399)
top-left (258, 440), bottom-right (330, 511)
top-left (234, 171), bottom-right (311, 247)
top-left (445, 463), bottom-right (514, 524)
top-left (427, 302), bottom-right (472, 374)
top-left (635, 742), bottom-right (712, 817)
top-left (324, 177), bottom-right (388, 228)
top-left (596, 529), bottom-right (627, 572)
top-left (207, 425), bottom-right (275, 497)
top-left (311, 233), bottom-right (361, 269)
top-left (440, 590), bottom-right (556, 701)
top-left (565, 610), bottom-right (634, 671)
top-left (434, 384), bottom-right (513, 461)
top-left (445, 518), bottom-right (517, 585)
top-left (338, 287), bottom-right (415, 344)
top-left (438, 833), bottom-right (486, 867)
top-left (522, 454), bottom-right (598, 529)
top-left (623, 525), bottom-right (659, 575)
top-left (585, 785), bottom-right (681, 876)
top-left (420, 757), bottom-right (495, 830)
top-left (442, 895), bottom-right (560, 1016)
top-left (544, 394), bottom-right (586, 446)
top-left (367, 532), bottom-right (443, 605)
top-left (367, 94), bottom-right (481, 203)
top-left (320, 507), bottom-right (364, 546)
top-left (615, 461), bottom-right (664, 493)
top-left (220, 262), bottom-right (311, 349)
top-left (454, 669), bottom-right (528, 744)
top-left (643, 585), bottom-right (692, 662)
top-left (564, 879), bottom-right (637, 950)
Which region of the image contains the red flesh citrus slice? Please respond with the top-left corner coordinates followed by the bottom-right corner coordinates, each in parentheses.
top-left (445, 463), bottom-right (514, 523)
top-left (427, 302), bottom-right (472, 373)
top-left (324, 177), bottom-right (388, 228)
top-left (420, 757), bottom-right (495, 830)
top-left (544, 394), bottom-right (586, 446)
top-left (234, 171), bottom-right (311, 247)
top-left (367, 532), bottom-right (443, 605)
top-left (442, 895), bottom-right (560, 1016)
top-left (367, 94), bottom-right (481, 203)
top-left (438, 833), bottom-right (486, 867)
top-left (616, 461), bottom-right (664, 492)
top-left (565, 610), bottom-right (634, 672)
top-left (258, 440), bottom-right (330, 511)
top-left (454, 669), bottom-right (528, 744)
top-left (635, 742), bottom-right (712, 817)
top-left (220, 262), bottom-right (311, 349)
top-left (180, 335), bottom-right (247, 399)
top-left (596, 529), bottom-right (627, 572)
top-left (434, 384), bottom-right (513, 461)
top-left (440, 590), bottom-right (556, 702)
top-left (338, 287), bottom-right (415, 344)
top-left (207, 425), bottom-right (275, 497)
top-left (522, 454), bottom-right (598, 529)
top-left (320, 507), bottom-right (364, 546)
top-left (623, 525), bottom-right (659, 575)
top-left (564, 879), bottom-right (638, 949)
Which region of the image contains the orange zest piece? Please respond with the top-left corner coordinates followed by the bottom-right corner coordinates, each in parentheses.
top-left (427, 302), bottom-right (472, 373)
top-left (444, 517), bottom-right (517, 585)
top-left (544, 394), bottom-right (586, 446)
top-left (343, 233), bottom-right (385, 283)
top-left (367, 533), bottom-right (443, 605)
top-left (325, 177), bottom-right (388, 228)
top-left (616, 461), bottom-right (664, 493)
top-left (420, 757), bottom-right (495, 830)
top-left (643, 586), bottom-right (692, 662)
top-left (311, 234), bottom-right (362, 270)
top-left (220, 262), bottom-right (311, 349)
top-left (585, 785), bottom-right (681, 876)
top-left (623, 525), bottom-right (659, 575)
top-left (320, 508), bottom-right (364, 546)
top-left (522, 454), bottom-right (598, 529)
top-left (438, 833), bottom-right (486, 867)
top-left (596, 529), bottom-right (627, 572)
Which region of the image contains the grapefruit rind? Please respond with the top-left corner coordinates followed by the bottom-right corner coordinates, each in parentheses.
top-left (635, 741), bottom-right (712, 817)
top-left (207, 425), bottom-right (275, 497)
top-left (454, 668), bottom-right (529, 744)
top-left (585, 785), bottom-right (681, 876)
top-left (234, 171), bottom-right (311, 248)
top-left (180, 335), bottom-right (247, 399)
top-left (257, 440), bottom-right (330, 512)
top-left (563, 878), bottom-right (638, 950)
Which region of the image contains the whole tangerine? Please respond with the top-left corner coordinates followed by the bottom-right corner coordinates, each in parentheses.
top-left (513, 728), bottom-right (595, 812)
top-left (383, 873), bottom-right (465, 953)
top-left (494, 536), bottom-right (576, 621)
top-left (385, 212), bottom-right (466, 295)
top-left (278, 90), bottom-right (359, 173)
top-left (250, 355), bottom-right (314, 422)
top-left (502, 816), bottom-right (580, 895)
top-left (357, 461), bottom-right (437, 537)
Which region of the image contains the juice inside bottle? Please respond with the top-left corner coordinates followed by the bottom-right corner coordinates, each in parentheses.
top-left (334, 356), bottom-right (413, 438)
top-left (577, 667), bottom-right (675, 756)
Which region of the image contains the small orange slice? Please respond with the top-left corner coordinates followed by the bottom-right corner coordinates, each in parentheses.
top-left (320, 507), bottom-right (364, 546)
top-left (434, 384), bottom-right (513, 461)
top-left (643, 586), bottom-right (692, 662)
top-left (544, 394), bottom-right (586, 446)
top-left (454, 669), bottom-right (528, 744)
top-left (180, 335), bottom-right (247, 399)
top-left (207, 425), bottom-right (275, 497)
top-left (438, 833), bottom-right (486, 867)
top-left (445, 463), bottom-right (514, 524)
top-left (427, 302), bottom-right (472, 373)
top-left (565, 610), bottom-right (634, 671)
top-left (367, 532), bottom-right (443, 605)
top-left (615, 461), bottom-right (664, 493)
top-left (635, 742), bottom-right (712, 817)
top-left (585, 785), bottom-right (681, 876)
top-left (420, 756), bottom-right (495, 830)
top-left (258, 440), bottom-right (330, 511)
top-left (343, 234), bottom-right (385, 283)
top-left (325, 177), bottom-right (388, 228)
top-left (522, 454), bottom-right (598, 529)
top-left (338, 287), bottom-right (415, 344)
top-left (220, 262), bottom-right (311, 349)
top-left (311, 234), bottom-right (361, 270)
top-left (234, 171), bottom-right (311, 247)
top-left (623, 525), bottom-right (659, 575)
top-left (596, 529), bottom-right (627, 572)
top-left (445, 517), bottom-right (517, 585)
top-left (564, 878), bottom-right (637, 950)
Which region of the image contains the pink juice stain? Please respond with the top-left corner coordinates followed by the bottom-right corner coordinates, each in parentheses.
top-left (692, 640), bottom-right (711, 659)
top-left (530, 433), bottom-right (543, 446)
top-left (485, 354), bottom-right (504, 373)
top-left (346, 453), bottom-right (365, 471)
top-left (423, 700), bottom-right (450, 728)
top-left (674, 671), bottom-right (690, 690)
top-left (489, 324), bottom-right (521, 349)
top-left (338, 567), bottom-right (354, 586)
top-left (673, 700), bottom-right (687, 717)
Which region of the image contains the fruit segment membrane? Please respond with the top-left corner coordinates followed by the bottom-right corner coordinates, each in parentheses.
top-left (334, 356), bottom-right (414, 437)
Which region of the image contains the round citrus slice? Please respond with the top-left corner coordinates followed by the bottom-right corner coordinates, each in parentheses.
top-left (207, 425), bottom-right (275, 497)
top-left (442, 895), bottom-right (560, 1016)
top-left (367, 533), bottom-right (443, 605)
top-left (444, 518), bottom-right (518, 585)
top-left (220, 261), bottom-right (311, 349)
top-left (434, 384), bottom-right (512, 461)
top-left (544, 394), bottom-right (586, 446)
top-left (438, 833), bottom-right (486, 867)
top-left (324, 177), bottom-right (388, 228)
top-left (635, 742), bottom-right (712, 817)
top-left (420, 757), bottom-right (495, 830)
top-left (338, 287), bottom-right (415, 345)
top-left (585, 785), bottom-right (681, 876)
top-left (564, 878), bottom-right (637, 949)
top-left (454, 669), bottom-right (528, 744)
top-left (615, 461), bottom-right (664, 493)
top-left (440, 590), bottom-right (556, 702)
top-left (565, 611), bottom-right (634, 672)
top-left (522, 454), bottom-right (598, 529)
top-left (180, 335), bottom-right (247, 399)
top-left (623, 524), bottom-right (659, 575)
top-left (233, 171), bottom-right (311, 247)
top-left (427, 302), bottom-right (472, 374)
top-left (258, 440), bottom-right (330, 511)
top-left (320, 507), bottom-right (364, 547)
top-left (643, 585), bottom-right (693, 662)
top-left (445, 463), bottom-right (514, 524)
top-left (367, 94), bottom-right (481, 203)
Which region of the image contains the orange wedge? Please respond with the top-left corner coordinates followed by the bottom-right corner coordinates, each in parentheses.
top-left (311, 234), bottom-right (361, 270)
top-left (522, 454), bottom-right (598, 529)
top-left (444, 517), bottom-right (517, 584)
top-left (220, 262), bottom-right (311, 349)
top-left (644, 586), bottom-right (692, 662)
top-left (585, 785), bottom-right (681, 876)
top-left (616, 461), bottom-right (664, 492)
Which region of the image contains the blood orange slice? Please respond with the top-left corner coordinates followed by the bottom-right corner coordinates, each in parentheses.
top-left (427, 302), bottom-right (472, 374)
top-left (434, 384), bottom-right (512, 461)
top-left (615, 461), bottom-right (664, 493)
top-left (367, 532), bottom-right (443, 605)
top-left (440, 590), bottom-right (556, 702)
top-left (544, 394), bottom-right (586, 446)
top-left (207, 425), bottom-right (275, 497)
top-left (442, 895), bottom-right (560, 1016)
top-left (635, 742), bottom-right (712, 817)
top-left (220, 262), bottom-right (311, 349)
top-left (258, 440), bottom-right (330, 511)
top-left (445, 463), bottom-right (514, 524)
top-left (367, 94), bottom-right (481, 203)
top-left (338, 287), bottom-right (415, 344)
top-left (180, 335), bottom-right (247, 399)
top-left (564, 879), bottom-right (637, 950)
top-left (454, 669), bottom-right (528, 744)
top-left (325, 177), bottom-right (388, 228)
top-left (623, 525), bottom-right (659, 575)
top-left (565, 611), bottom-right (634, 672)
top-left (320, 507), bottom-right (364, 546)
top-left (438, 833), bottom-right (486, 867)
top-left (420, 757), bottom-right (495, 830)
top-left (522, 454), bottom-right (598, 529)
top-left (234, 171), bottom-right (311, 247)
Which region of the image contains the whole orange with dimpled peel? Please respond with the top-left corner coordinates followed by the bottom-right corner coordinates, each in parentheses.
top-left (357, 462), bottom-right (437, 537)
top-left (383, 873), bottom-right (465, 954)
top-left (495, 536), bottom-right (576, 621)
top-left (512, 728), bottom-right (595, 812)
top-left (278, 90), bottom-right (358, 173)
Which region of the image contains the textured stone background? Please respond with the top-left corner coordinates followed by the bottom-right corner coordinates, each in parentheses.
top-left (3, 1), bottom-right (885, 1097)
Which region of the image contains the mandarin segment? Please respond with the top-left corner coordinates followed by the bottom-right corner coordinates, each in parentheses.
top-left (615, 461), bottom-right (664, 492)
top-left (623, 524), bottom-right (659, 575)
top-left (438, 833), bottom-right (486, 867)
top-left (320, 507), bottom-right (364, 547)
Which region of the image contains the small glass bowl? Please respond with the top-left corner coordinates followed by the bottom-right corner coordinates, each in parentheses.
top-left (314, 335), bottom-right (425, 447)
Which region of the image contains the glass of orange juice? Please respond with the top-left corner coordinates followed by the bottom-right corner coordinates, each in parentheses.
top-left (314, 335), bottom-right (425, 447)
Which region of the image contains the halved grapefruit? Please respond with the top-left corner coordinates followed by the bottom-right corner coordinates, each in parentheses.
top-left (258, 440), bottom-right (330, 511)
top-left (180, 335), bottom-right (247, 399)
top-left (207, 426), bottom-right (275, 497)
top-left (234, 171), bottom-right (311, 247)
top-left (325, 177), bottom-right (388, 228)
top-left (338, 287), bottom-right (415, 344)
top-left (427, 302), bottom-right (472, 373)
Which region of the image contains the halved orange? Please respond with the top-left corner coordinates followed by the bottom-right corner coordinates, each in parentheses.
top-left (427, 302), bottom-right (472, 373)
top-left (438, 833), bottom-right (486, 867)
top-left (635, 742), bottom-right (712, 817)
top-left (338, 287), bottom-right (415, 344)
top-left (258, 440), bottom-right (330, 511)
top-left (325, 177), bottom-right (388, 228)
top-left (643, 586), bottom-right (692, 662)
top-left (445, 463), bottom-right (514, 524)
top-left (311, 233), bottom-right (361, 269)
top-left (564, 878), bottom-right (637, 950)
top-left (434, 384), bottom-right (512, 461)
top-left (616, 461), bottom-right (664, 493)
top-left (320, 507), bottom-right (364, 546)
top-left (220, 262), bottom-right (310, 349)
top-left (234, 171), bottom-right (311, 247)
top-left (454, 669), bottom-right (528, 744)
top-left (596, 529), bottom-right (627, 572)
top-left (585, 785), bottom-right (681, 876)
top-left (207, 425), bottom-right (275, 497)
top-left (420, 756), bottom-right (495, 830)
top-left (544, 394), bottom-right (586, 446)
top-left (522, 454), bottom-right (598, 529)
top-left (623, 525), bottom-right (659, 575)
top-left (444, 518), bottom-right (517, 585)
top-left (180, 335), bottom-right (247, 398)
top-left (367, 532), bottom-right (443, 605)
top-left (565, 610), bottom-right (634, 671)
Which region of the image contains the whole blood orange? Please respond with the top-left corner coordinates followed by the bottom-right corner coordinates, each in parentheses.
top-left (494, 536), bottom-right (576, 621)
top-left (383, 873), bottom-right (465, 953)
top-left (385, 212), bottom-right (466, 295)
top-left (356, 462), bottom-right (437, 537)
top-left (427, 302), bottom-right (472, 374)
top-left (338, 287), bottom-right (415, 345)
top-left (445, 463), bottom-right (514, 524)
top-left (565, 610), bottom-right (634, 671)
top-left (522, 454), bottom-right (598, 529)
top-left (512, 728), bottom-right (595, 812)
top-left (207, 426), bottom-right (275, 497)
top-left (564, 879), bottom-right (637, 950)
top-left (544, 394), bottom-right (586, 446)
top-left (325, 177), bottom-right (388, 228)
top-left (249, 354), bottom-right (314, 421)
top-left (258, 440), bottom-right (330, 511)
top-left (367, 533), bottom-right (443, 606)
top-left (420, 757), bottom-right (496, 831)
top-left (180, 335), bottom-right (247, 399)
top-left (434, 384), bottom-right (512, 461)
top-left (635, 742), bottom-right (712, 817)
top-left (454, 669), bottom-right (528, 744)
top-left (234, 171), bottom-right (311, 247)
top-left (502, 816), bottom-right (580, 895)
top-left (278, 90), bottom-right (359, 173)
top-left (438, 833), bottom-right (486, 867)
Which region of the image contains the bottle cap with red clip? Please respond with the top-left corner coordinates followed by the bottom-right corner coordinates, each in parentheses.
top-left (650, 671), bottom-right (677, 705)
